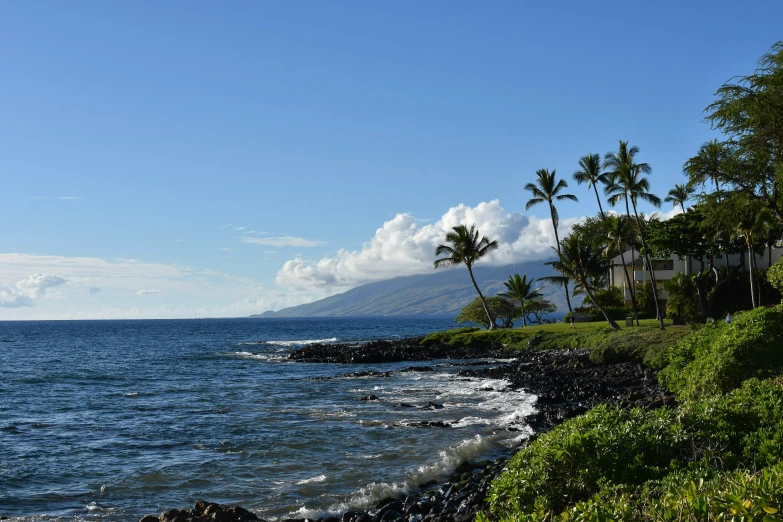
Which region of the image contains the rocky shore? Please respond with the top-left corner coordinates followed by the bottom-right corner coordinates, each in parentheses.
top-left (141, 339), bottom-right (672, 522)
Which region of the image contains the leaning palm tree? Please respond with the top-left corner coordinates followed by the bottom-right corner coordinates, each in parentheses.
top-left (525, 168), bottom-right (579, 314)
top-left (542, 234), bottom-right (620, 330)
top-left (434, 224), bottom-right (499, 329)
top-left (573, 153), bottom-right (610, 220)
top-left (499, 273), bottom-right (543, 327)
top-left (604, 141), bottom-right (665, 329)
top-left (603, 214), bottom-right (640, 325)
top-left (664, 183), bottom-right (695, 213)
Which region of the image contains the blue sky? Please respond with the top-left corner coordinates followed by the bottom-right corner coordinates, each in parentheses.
top-left (1, 1), bottom-right (782, 319)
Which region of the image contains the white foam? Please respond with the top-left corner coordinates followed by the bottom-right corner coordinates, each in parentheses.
top-left (266, 338), bottom-right (339, 347)
top-left (227, 351), bottom-right (288, 362)
top-left (296, 473), bottom-right (327, 485)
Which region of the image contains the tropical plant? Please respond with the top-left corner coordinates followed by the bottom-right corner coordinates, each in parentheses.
top-left (542, 233), bottom-right (620, 330)
top-left (604, 141), bottom-right (665, 329)
top-left (523, 299), bottom-right (557, 325)
top-left (683, 139), bottom-right (730, 194)
top-left (456, 296), bottom-right (520, 329)
top-left (704, 40), bottom-right (783, 223)
top-left (525, 168), bottom-right (579, 314)
top-left (498, 273), bottom-right (544, 327)
top-left (602, 214), bottom-right (640, 325)
top-left (434, 224), bottom-right (499, 329)
top-left (769, 259), bottom-right (783, 299)
top-left (664, 183), bottom-right (695, 212)
top-left (573, 153), bottom-right (609, 219)
top-left (730, 202), bottom-right (776, 308)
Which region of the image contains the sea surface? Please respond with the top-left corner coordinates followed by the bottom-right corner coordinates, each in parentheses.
top-left (0, 318), bottom-right (535, 521)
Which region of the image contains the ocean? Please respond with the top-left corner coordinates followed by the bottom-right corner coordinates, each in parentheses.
top-left (0, 318), bottom-right (535, 521)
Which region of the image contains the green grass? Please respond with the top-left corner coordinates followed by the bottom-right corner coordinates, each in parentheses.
top-left (422, 320), bottom-right (690, 368)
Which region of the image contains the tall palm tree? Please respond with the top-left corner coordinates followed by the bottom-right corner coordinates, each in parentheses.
top-left (731, 207), bottom-right (775, 309)
top-left (604, 141), bottom-right (665, 329)
top-left (542, 234), bottom-right (621, 330)
top-left (603, 214), bottom-right (640, 325)
top-left (434, 224), bottom-right (499, 329)
top-left (499, 273), bottom-right (543, 327)
top-left (664, 183), bottom-right (695, 213)
top-left (573, 153), bottom-right (610, 220)
top-left (525, 168), bottom-right (579, 314)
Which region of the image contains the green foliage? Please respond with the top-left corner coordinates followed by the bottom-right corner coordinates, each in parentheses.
top-left (487, 377), bottom-right (783, 521)
top-left (768, 259), bottom-right (783, 298)
top-left (659, 304), bottom-right (783, 402)
top-left (665, 273), bottom-right (701, 322)
top-left (425, 324), bottom-right (689, 367)
top-left (522, 298), bottom-right (557, 324)
top-left (636, 281), bottom-right (657, 318)
top-left (456, 296), bottom-right (521, 329)
top-left (583, 286), bottom-right (625, 308)
top-left (420, 327), bottom-right (479, 344)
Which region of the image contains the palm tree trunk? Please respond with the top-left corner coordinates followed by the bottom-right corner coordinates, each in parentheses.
top-left (680, 202), bottom-right (685, 213)
top-left (618, 251), bottom-right (640, 325)
top-left (748, 246), bottom-right (757, 309)
top-left (467, 265), bottom-right (496, 329)
top-left (521, 299), bottom-right (527, 327)
top-left (582, 279), bottom-right (620, 330)
top-left (593, 185), bottom-right (606, 220)
top-left (550, 203), bottom-right (574, 314)
top-left (631, 202), bottom-right (665, 330)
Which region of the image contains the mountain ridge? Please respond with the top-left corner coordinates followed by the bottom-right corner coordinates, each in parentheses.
top-left (252, 261), bottom-right (561, 318)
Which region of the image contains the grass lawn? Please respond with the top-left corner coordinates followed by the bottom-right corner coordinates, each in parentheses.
top-left (423, 319), bottom-right (692, 368)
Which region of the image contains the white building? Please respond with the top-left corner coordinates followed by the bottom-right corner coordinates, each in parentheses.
top-left (609, 246), bottom-right (783, 306)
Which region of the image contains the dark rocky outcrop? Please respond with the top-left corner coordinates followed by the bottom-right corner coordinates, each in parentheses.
top-left (288, 337), bottom-right (516, 363)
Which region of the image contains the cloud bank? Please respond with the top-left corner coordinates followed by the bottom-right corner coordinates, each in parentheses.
top-left (276, 200), bottom-right (581, 292)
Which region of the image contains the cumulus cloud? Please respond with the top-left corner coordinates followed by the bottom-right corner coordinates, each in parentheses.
top-left (0, 286), bottom-right (35, 308)
top-left (276, 200), bottom-right (582, 291)
top-left (241, 236), bottom-right (326, 248)
top-left (16, 274), bottom-right (68, 298)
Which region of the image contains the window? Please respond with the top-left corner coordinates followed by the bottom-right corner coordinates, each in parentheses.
top-left (653, 260), bottom-right (674, 271)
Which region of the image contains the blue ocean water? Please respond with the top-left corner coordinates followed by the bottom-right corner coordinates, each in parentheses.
top-left (0, 318), bottom-right (534, 521)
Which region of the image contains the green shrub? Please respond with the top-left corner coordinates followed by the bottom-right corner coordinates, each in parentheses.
top-left (659, 304), bottom-right (783, 401)
top-left (486, 377), bottom-right (783, 521)
top-left (767, 259), bottom-right (783, 303)
top-left (421, 327), bottom-right (479, 344)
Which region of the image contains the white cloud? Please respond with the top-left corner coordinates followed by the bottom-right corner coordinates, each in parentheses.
top-left (235, 227), bottom-right (246, 231)
top-left (87, 286), bottom-right (101, 296)
top-left (16, 273), bottom-right (68, 298)
top-left (0, 286), bottom-right (35, 308)
top-left (217, 223), bottom-right (233, 229)
top-left (33, 196), bottom-right (81, 201)
top-left (275, 199), bottom-right (581, 292)
top-left (241, 236), bottom-right (326, 248)
top-left (137, 289), bottom-right (162, 296)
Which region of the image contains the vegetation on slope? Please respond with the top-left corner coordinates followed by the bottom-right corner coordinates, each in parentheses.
top-left (479, 304), bottom-right (783, 522)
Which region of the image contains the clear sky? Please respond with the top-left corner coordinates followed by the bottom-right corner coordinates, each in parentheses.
top-left (2, 1), bottom-right (782, 319)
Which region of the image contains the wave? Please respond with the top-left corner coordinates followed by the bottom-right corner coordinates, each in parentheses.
top-left (226, 351), bottom-right (289, 362)
top-left (296, 474), bottom-right (327, 485)
top-left (237, 337), bottom-right (338, 347)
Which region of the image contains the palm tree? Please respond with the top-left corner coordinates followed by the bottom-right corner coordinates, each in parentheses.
top-left (499, 274), bottom-right (543, 327)
top-left (434, 224), bottom-right (499, 329)
top-left (525, 168), bottom-right (579, 314)
top-left (573, 153), bottom-right (610, 220)
top-left (604, 141), bottom-right (665, 329)
top-left (731, 207), bottom-right (775, 308)
top-left (664, 183), bottom-right (695, 213)
top-left (603, 214), bottom-right (640, 325)
top-left (683, 139), bottom-right (728, 194)
top-left (542, 234), bottom-right (620, 330)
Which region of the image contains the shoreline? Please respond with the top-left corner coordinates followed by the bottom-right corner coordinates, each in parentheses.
top-left (140, 336), bottom-right (671, 522)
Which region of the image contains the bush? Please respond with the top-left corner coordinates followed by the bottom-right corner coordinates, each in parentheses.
top-left (485, 377), bottom-right (783, 521)
top-left (768, 259), bottom-right (783, 296)
top-left (659, 304), bottom-right (783, 401)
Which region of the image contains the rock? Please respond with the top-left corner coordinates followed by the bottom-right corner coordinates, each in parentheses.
top-left (377, 501), bottom-right (404, 519)
top-left (140, 516), bottom-right (160, 522)
top-left (213, 512), bottom-right (233, 522)
top-left (361, 395), bottom-right (379, 401)
top-left (379, 511), bottom-right (402, 522)
top-left (341, 512), bottom-right (366, 522)
top-left (398, 403), bottom-right (416, 408)
top-left (423, 402), bottom-right (444, 410)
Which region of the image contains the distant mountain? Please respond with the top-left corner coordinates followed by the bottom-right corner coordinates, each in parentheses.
top-left (252, 261), bottom-right (563, 318)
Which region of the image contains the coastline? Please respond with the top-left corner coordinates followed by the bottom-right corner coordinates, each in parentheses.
top-left (139, 335), bottom-right (671, 522)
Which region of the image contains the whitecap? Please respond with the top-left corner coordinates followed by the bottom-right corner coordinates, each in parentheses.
top-left (296, 473), bottom-right (327, 485)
